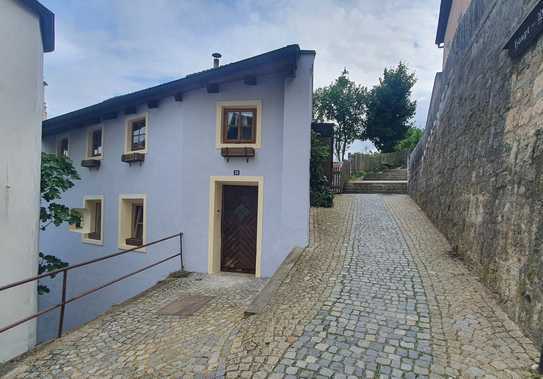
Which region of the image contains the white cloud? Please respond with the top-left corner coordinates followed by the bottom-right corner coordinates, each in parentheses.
top-left (43, 0), bottom-right (442, 150)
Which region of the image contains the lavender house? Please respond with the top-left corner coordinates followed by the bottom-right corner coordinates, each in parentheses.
top-left (39, 45), bottom-right (315, 340)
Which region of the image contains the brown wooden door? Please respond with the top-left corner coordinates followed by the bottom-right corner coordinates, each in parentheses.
top-left (221, 185), bottom-right (258, 274)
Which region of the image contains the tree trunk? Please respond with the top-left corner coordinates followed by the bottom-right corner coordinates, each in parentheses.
top-left (340, 136), bottom-right (347, 162)
top-left (334, 138), bottom-right (342, 162)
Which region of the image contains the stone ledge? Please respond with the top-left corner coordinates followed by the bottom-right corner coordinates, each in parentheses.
top-left (244, 247), bottom-right (304, 316)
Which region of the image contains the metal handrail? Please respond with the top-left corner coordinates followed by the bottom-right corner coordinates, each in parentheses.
top-left (0, 232), bottom-right (183, 338)
top-left (538, 346), bottom-right (543, 375)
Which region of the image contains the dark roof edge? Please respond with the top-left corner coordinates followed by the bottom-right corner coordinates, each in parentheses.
top-left (311, 122), bottom-right (334, 138)
top-left (19, 0), bottom-right (55, 52)
top-left (43, 44), bottom-right (304, 135)
top-left (435, 0), bottom-right (453, 45)
top-left (300, 49), bottom-right (316, 55)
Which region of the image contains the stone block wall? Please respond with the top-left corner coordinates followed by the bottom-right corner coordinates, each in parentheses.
top-left (409, 0), bottom-right (543, 345)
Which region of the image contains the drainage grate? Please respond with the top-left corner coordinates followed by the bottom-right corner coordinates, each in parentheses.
top-left (159, 295), bottom-right (214, 317)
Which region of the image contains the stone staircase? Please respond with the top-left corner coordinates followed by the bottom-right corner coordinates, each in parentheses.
top-left (344, 168), bottom-right (408, 194)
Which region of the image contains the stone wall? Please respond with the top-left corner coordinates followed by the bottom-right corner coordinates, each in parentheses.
top-left (409, 0), bottom-right (543, 345)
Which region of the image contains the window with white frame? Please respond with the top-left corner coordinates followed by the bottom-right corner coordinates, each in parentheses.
top-left (82, 196), bottom-right (104, 244)
top-left (125, 115), bottom-right (148, 154)
top-left (119, 195), bottom-right (146, 251)
top-left (87, 127), bottom-right (103, 158)
top-left (216, 101), bottom-right (261, 148)
top-left (57, 137), bottom-right (69, 158)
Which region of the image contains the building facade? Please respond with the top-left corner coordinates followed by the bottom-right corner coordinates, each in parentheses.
top-left (410, 0), bottom-right (543, 345)
top-left (39, 45), bottom-right (314, 341)
top-left (0, 0), bottom-right (55, 362)
top-left (435, 0), bottom-right (472, 67)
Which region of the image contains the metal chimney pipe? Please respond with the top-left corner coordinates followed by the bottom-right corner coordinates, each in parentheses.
top-left (212, 53), bottom-right (222, 68)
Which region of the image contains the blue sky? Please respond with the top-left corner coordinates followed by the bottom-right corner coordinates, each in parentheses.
top-left (41, 0), bottom-right (442, 153)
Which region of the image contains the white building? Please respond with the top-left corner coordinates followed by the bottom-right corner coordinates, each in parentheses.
top-left (436, 0), bottom-right (472, 67)
top-left (0, 0), bottom-right (55, 362)
top-left (39, 45), bottom-right (315, 341)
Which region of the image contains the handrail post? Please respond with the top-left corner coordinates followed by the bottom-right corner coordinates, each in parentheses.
top-left (0, 232), bottom-right (182, 340)
top-left (57, 269), bottom-right (68, 338)
top-left (538, 346), bottom-right (543, 374)
top-left (179, 233), bottom-right (184, 272)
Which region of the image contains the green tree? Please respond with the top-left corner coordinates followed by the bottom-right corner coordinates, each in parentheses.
top-left (313, 69), bottom-right (367, 161)
top-left (365, 63), bottom-right (417, 152)
top-left (310, 131), bottom-right (334, 207)
top-left (39, 153), bottom-right (80, 294)
top-left (394, 127), bottom-right (423, 151)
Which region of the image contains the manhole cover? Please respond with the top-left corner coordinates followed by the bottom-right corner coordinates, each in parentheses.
top-left (159, 295), bottom-right (214, 317)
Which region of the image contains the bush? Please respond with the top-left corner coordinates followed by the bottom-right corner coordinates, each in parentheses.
top-left (394, 127), bottom-right (422, 151)
top-left (310, 131), bottom-right (334, 207)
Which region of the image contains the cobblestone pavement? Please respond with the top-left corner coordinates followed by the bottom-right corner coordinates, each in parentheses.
top-left (269, 195), bottom-right (433, 378)
top-left (384, 195), bottom-right (539, 378)
top-left (220, 195), bottom-right (539, 378)
top-left (2, 274), bottom-right (267, 378)
top-left (2, 194), bottom-right (539, 378)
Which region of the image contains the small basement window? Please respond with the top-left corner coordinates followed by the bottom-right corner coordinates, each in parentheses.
top-left (87, 128), bottom-right (103, 158)
top-left (125, 115), bottom-right (148, 154)
top-left (57, 137), bottom-right (69, 158)
top-left (82, 197), bottom-right (104, 245)
top-left (119, 195), bottom-right (146, 251)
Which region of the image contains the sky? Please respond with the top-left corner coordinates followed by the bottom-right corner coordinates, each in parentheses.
top-left (41, 0), bottom-right (443, 153)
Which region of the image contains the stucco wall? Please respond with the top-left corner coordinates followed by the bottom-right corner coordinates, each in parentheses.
top-left (0, 0), bottom-right (43, 362)
top-left (39, 55), bottom-right (313, 342)
top-left (409, 0), bottom-right (543, 345)
top-left (442, 0), bottom-right (472, 67)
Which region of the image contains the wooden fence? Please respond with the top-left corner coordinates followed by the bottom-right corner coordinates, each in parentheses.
top-left (331, 161), bottom-right (351, 193)
top-left (347, 150), bottom-right (409, 174)
top-left (332, 150), bottom-right (410, 193)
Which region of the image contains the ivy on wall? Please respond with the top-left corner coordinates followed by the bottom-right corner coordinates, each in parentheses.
top-left (310, 131), bottom-right (334, 208)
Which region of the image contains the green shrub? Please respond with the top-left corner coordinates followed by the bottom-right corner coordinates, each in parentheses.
top-left (310, 131), bottom-right (334, 207)
top-left (394, 127), bottom-right (422, 151)
top-left (350, 171), bottom-right (366, 180)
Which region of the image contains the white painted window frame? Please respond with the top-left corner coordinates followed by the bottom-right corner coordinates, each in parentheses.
top-left (56, 134), bottom-right (70, 158)
top-left (216, 100), bottom-right (262, 149)
top-left (81, 195), bottom-right (105, 245)
top-left (85, 125), bottom-right (104, 160)
top-left (118, 194), bottom-right (147, 253)
top-left (124, 113), bottom-right (149, 154)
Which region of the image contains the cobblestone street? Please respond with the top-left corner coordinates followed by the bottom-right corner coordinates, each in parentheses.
top-left (2, 195), bottom-right (539, 378)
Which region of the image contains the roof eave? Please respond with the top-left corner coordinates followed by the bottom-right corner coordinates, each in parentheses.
top-left (19, 0), bottom-right (55, 52)
top-left (435, 0), bottom-right (452, 45)
top-left (42, 44), bottom-right (303, 136)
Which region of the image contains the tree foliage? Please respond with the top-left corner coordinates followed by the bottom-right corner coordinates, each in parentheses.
top-left (38, 252), bottom-right (68, 294)
top-left (310, 131), bottom-right (334, 207)
top-left (39, 153), bottom-right (80, 294)
top-left (365, 63), bottom-right (417, 153)
top-left (313, 69), bottom-right (367, 161)
top-left (40, 153), bottom-right (81, 230)
top-left (395, 127), bottom-right (423, 151)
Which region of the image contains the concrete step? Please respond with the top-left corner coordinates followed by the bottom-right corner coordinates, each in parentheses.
top-left (363, 168), bottom-right (407, 181)
top-left (363, 175), bottom-right (407, 181)
top-left (344, 181), bottom-right (407, 194)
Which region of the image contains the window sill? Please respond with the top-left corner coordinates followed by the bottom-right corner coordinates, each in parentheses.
top-left (121, 152), bottom-right (146, 163)
top-left (217, 143), bottom-right (260, 149)
top-left (81, 159), bottom-right (101, 168)
top-left (124, 149), bottom-right (147, 154)
top-left (119, 243), bottom-right (146, 253)
top-left (221, 147), bottom-right (256, 160)
top-left (82, 237), bottom-right (104, 246)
